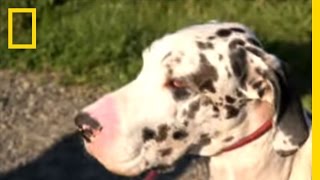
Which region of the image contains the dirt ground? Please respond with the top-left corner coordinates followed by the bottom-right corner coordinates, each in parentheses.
top-left (0, 70), bottom-right (209, 180)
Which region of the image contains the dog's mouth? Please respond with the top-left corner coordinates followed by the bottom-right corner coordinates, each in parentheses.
top-left (140, 170), bottom-right (158, 180)
top-left (139, 164), bottom-right (176, 180)
top-left (150, 164), bottom-right (176, 174)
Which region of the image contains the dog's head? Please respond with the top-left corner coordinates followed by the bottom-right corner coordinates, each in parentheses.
top-left (74, 21), bottom-right (309, 176)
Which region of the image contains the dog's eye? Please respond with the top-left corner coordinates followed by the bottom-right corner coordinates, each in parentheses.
top-left (166, 79), bottom-right (191, 101)
top-left (166, 79), bottom-right (187, 89)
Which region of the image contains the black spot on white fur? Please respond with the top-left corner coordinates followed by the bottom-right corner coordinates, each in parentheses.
top-left (216, 29), bottom-right (232, 37)
top-left (229, 38), bottom-right (245, 49)
top-left (229, 47), bottom-right (248, 87)
top-left (257, 89), bottom-right (265, 98)
top-left (187, 100), bottom-right (200, 119)
top-left (142, 127), bottom-right (156, 142)
top-left (199, 80), bottom-right (216, 93)
top-left (225, 95), bottom-right (236, 104)
top-left (199, 53), bottom-right (208, 63)
top-left (236, 89), bottom-right (244, 97)
top-left (156, 124), bottom-right (170, 142)
top-left (199, 133), bottom-right (211, 145)
top-left (200, 96), bottom-right (214, 106)
top-left (230, 27), bottom-right (246, 33)
top-left (199, 54), bottom-right (218, 81)
top-left (207, 36), bottom-right (215, 40)
top-left (197, 41), bottom-right (214, 49)
top-left (206, 42), bottom-right (214, 49)
top-left (245, 46), bottom-right (264, 58)
top-left (189, 53), bottom-right (218, 85)
top-left (213, 106), bottom-right (219, 113)
top-left (159, 148), bottom-right (173, 157)
top-left (224, 105), bottom-right (239, 119)
top-left (173, 130), bottom-right (189, 140)
top-left (252, 80), bottom-right (263, 90)
top-left (162, 52), bottom-right (172, 61)
top-left (223, 136), bottom-right (234, 142)
top-left (197, 41), bottom-right (207, 49)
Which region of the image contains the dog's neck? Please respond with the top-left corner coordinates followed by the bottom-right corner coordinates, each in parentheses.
top-left (209, 130), bottom-right (295, 180)
top-left (208, 100), bottom-right (295, 180)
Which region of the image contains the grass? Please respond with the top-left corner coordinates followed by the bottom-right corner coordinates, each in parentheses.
top-left (0, 0), bottom-right (311, 109)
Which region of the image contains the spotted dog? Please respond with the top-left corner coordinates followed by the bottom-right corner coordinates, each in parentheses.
top-left (75, 20), bottom-right (311, 180)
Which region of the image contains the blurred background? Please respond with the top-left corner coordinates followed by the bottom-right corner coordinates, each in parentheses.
top-left (0, 0), bottom-right (311, 179)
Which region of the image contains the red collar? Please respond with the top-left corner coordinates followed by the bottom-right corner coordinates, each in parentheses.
top-left (222, 119), bottom-right (273, 152)
top-left (144, 119), bottom-right (273, 180)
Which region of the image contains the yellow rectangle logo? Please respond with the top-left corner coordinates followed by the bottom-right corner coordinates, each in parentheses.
top-left (8, 8), bottom-right (36, 49)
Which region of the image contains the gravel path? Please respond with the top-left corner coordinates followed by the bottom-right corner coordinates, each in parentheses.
top-left (0, 70), bottom-right (209, 180)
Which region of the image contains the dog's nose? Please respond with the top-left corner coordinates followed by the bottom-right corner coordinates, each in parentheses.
top-left (74, 112), bottom-right (101, 129)
top-left (74, 112), bottom-right (103, 142)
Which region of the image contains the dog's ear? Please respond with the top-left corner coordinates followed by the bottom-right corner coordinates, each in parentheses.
top-left (230, 46), bottom-right (309, 156)
top-left (257, 53), bottom-right (309, 156)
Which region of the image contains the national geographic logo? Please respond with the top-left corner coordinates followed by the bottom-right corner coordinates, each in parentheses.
top-left (8, 8), bottom-right (36, 49)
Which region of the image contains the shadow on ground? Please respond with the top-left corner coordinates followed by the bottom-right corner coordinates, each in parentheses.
top-left (0, 132), bottom-right (132, 180)
top-left (0, 132), bottom-right (208, 180)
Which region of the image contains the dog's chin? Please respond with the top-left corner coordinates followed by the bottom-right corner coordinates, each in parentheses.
top-left (84, 140), bottom-right (177, 177)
